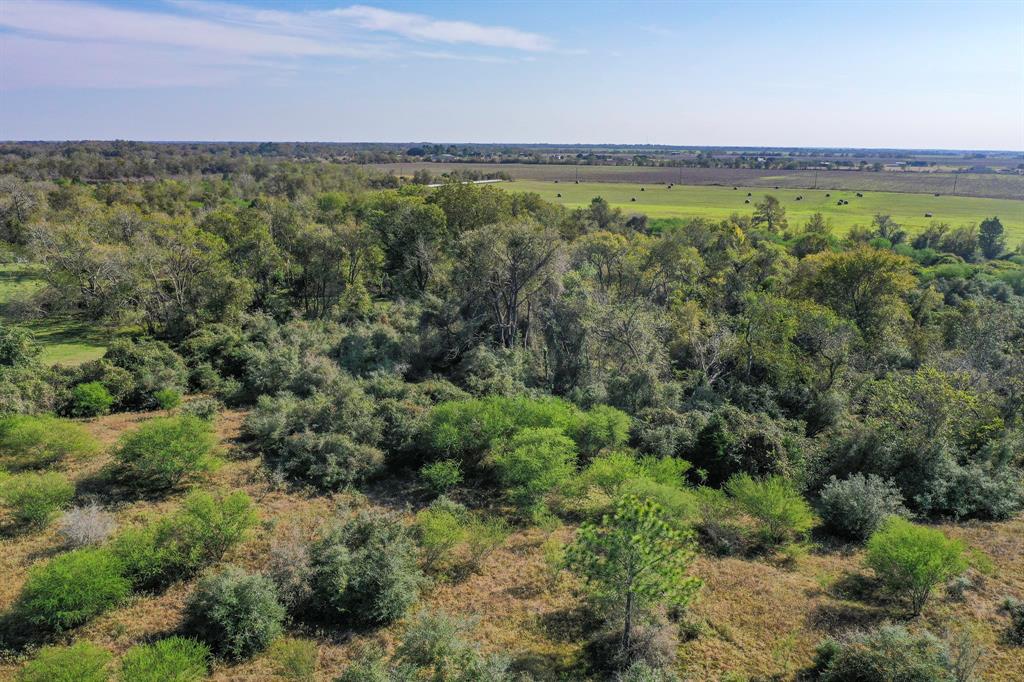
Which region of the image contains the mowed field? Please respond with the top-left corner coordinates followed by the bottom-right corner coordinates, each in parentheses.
top-left (0, 263), bottom-right (111, 366)
top-left (375, 162), bottom-right (1024, 200)
top-left (512, 180), bottom-right (1024, 241)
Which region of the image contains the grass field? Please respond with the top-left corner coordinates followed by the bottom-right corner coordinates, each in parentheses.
top-left (0, 263), bottom-right (111, 366)
top-left (512, 180), bottom-right (1024, 242)
top-left (377, 162), bottom-right (1024, 200)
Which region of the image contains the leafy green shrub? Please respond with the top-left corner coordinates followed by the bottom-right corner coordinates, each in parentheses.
top-left (119, 636), bottom-right (210, 682)
top-left (692, 486), bottom-right (748, 556)
top-left (414, 498), bottom-right (466, 570)
top-left (1, 471), bottom-right (75, 526)
top-left (865, 518), bottom-right (967, 615)
top-left (153, 388), bottom-right (182, 410)
top-left (17, 641), bottom-right (112, 682)
top-left (19, 548), bottom-right (130, 631)
top-left (69, 381), bottom-right (114, 418)
top-left (419, 459), bottom-right (462, 496)
top-left (103, 338), bottom-right (188, 410)
top-left (813, 624), bottom-right (958, 681)
top-left (311, 510), bottom-right (424, 627)
top-left (114, 415), bottom-right (216, 490)
top-left (725, 474), bottom-right (815, 547)
top-left (185, 566), bottom-right (285, 660)
top-left (567, 404), bottom-right (631, 459)
top-left (615, 661), bottom-right (681, 682)
top-left (242, 380), bottom-right (385, 491)
top-left (267, 526), bottom-right (313, 610)
top-left (112, 489), bottom-right (256, 590)
top-left (818, 473), bottom-right (906, 542)
top-left (491, 427), bottom-right (577, 517)
top-left (0, 414), bottom-right (100, 470)
top-left (268, 637), bottom-right (318, 681)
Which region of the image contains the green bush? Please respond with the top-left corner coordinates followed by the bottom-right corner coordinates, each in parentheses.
top-left (112, 489), bottom-right (256, 590)
top-left (1, 471), bottom-right (75, 526)
top-left (119, 636), bottom-right (210, 682)
top-left (154, 388), bottom-right (182, 410)
top-left (114, 415), bottom-right (216, 489)
top-left (693, 487), bottom-right (748, 556)
top-left (311, 510), bottom-right (424, 627)
top-left (725, 474), bottom-right (815, 547)
top-left (103, 338), bottom-right (188, 410)
top-left (17, 641), bottom-right (112, 682)
top-left (819, 473), bottom-right (906, 542)
top-left (185, 566), bottom-right (285, 660)
top-left (813, 624), bottom-right (958, 681)
top-left (865, 518), bottom-right (967, 615)
top-left (19, 548), bottom-right (130, 631)
top-left (414, 498), bottom-right (466, 570)
top-left (267, 637), bottom-right (318, 681)
top-left (567, 404), bottom-right (631, 460)
top-left (179, 397), bottom-right (222, 421)
top-left (491, 427), bottom-right (577, 517)
top-left (69, 382), bottom-right (114, 418)
top-left (0, 414), bottom-right (100, 470)
top-left (393, 610), bottom-right (513, 680)
top-left (419, 459), bottom-right (462, 496)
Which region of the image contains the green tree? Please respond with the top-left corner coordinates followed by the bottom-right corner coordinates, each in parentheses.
top-left (865, 517), bottom-right (967, 615)
top-left (491, 427), bottom-right (577, 517)
top-left (751, 195), bottom-right (788, 233)
top-left (566, 496), bottom-right (701, 652)
top-left (979, 216), bottom-right (1006, 259)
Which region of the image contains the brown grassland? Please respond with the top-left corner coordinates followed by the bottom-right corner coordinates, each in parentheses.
top-left (1, 407), bottom-right (1022, 681)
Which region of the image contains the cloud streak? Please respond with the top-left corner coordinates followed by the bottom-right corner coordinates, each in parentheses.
top-left (0, 0), bottom-right (556, 89)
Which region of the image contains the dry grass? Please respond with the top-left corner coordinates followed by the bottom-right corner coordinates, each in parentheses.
top-left (1, 409), bottom-right (1022, 681)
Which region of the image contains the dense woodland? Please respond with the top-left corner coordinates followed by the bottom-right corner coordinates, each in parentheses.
top-left (0, 156), bottom-right (1023, 681)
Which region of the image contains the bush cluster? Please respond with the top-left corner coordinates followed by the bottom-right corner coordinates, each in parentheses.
top-left (67, 381), bottom-right (114, 417)
top-left (0, 414), bottom-right (99, 470)
top-left (16, 641), bottom-right (112, 682)
top-left (818, 473), bottom-right (906, 542)
top-left (119, 636), bottom-right (210, 682)
top-left (113, 415), bottom-right (216, 490)
top-left (0, 471), bottom-right (74, 527)
top-left (58, 503), bottom-right (117, 547)
top-left (18, 547), bottom-right (131, 631)
top-left (813, 624), bottom-right (960, 681)
top-left (185, 566), bottom-right (285, 660)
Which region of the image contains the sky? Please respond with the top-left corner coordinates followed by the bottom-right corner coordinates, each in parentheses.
top-left (0, 0), bottom-right (1022, 150)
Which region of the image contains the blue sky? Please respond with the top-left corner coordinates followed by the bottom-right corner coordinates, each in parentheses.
top-left (1, 0), bottom-right (1021, 149)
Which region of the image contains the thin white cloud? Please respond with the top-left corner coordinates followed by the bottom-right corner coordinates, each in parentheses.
top-left (330, 5), bottom-right (553, 52)
top-left (0, 1), bottom-right (557, 90)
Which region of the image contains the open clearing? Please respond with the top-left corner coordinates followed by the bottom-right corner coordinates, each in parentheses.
top-left (0, 263), bottom-right (111, 366)
top-left (375, 162), bottom-right (1024, 200)
top-left (512, 180), bottom-right (1024, 241)
top-left (0, 409), bottom-right (1020, 681)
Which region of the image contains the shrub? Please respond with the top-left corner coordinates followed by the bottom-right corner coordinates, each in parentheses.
top-left (813, 624), bottom-right (957, 681)
top-left (179, 396), bottom-right (222, 421)
top-left (414, 499), bottom-right (466, 570)
top-left (616, 661), bottom-right (681, 682)
top-left (153, 388), bottom-right (182, 410)
top-left (17, 641), bottom-right (112, 682)
top-left (119, 636), bottom-right (210, 682)
top-left (103, 337), bottom-right (188, 410)
top-left (461, 514), bottom-right (510, 572)
top-left (1, 471), bottom-right (75, 526)
top-left (819, 473), bottom-right (906, 542)
top-left (112, 489), bottom-right (256, 590)
top-left (865, 518), bottom-right (967, 615)
top-left (491, 427), bottom-right (577, 517)
top-left (419, 459), bottom-right (462, 496)
top-left (567, 404), bottom-right (631, 459)
top-left (393, 610), bottom-right (513, 680)
top-left (185, 566), bottom-right (285, 660)
top-left (725, 474), bottom-right (815, 547)
top-left (1001, 597), bottom-right (1024, 645)
top-left (267, 526), bottom-right (313, 610)
top-left (69, 382), bottom-right (114, 418)
top-left (19, 548), bottom-right (130, 631)
top-left (114, 415), bottom-right (216, 490)
top-left (0, 414), bottom-right (100, 470)
top-left (692, 486), bottom-right (748, 556)
top-left (311, 510), bottom-right (424, 627)
top-left (58, 503), bottom-right (116, 547)
top-left (268, 637), bottom-right (318, 681)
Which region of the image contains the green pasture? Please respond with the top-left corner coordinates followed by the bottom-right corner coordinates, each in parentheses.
top-left (0, 262), bottom-right (110, 366)
top-left (514, 180), bottom-right (1024, 243)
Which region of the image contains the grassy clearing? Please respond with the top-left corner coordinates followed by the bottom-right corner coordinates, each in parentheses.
top-left (0, 263), bottom-right (111, 366)
top-left (514, 180), bottom-right (1024, 243)
top-left (0, 409), bottom-right (1020, 681)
